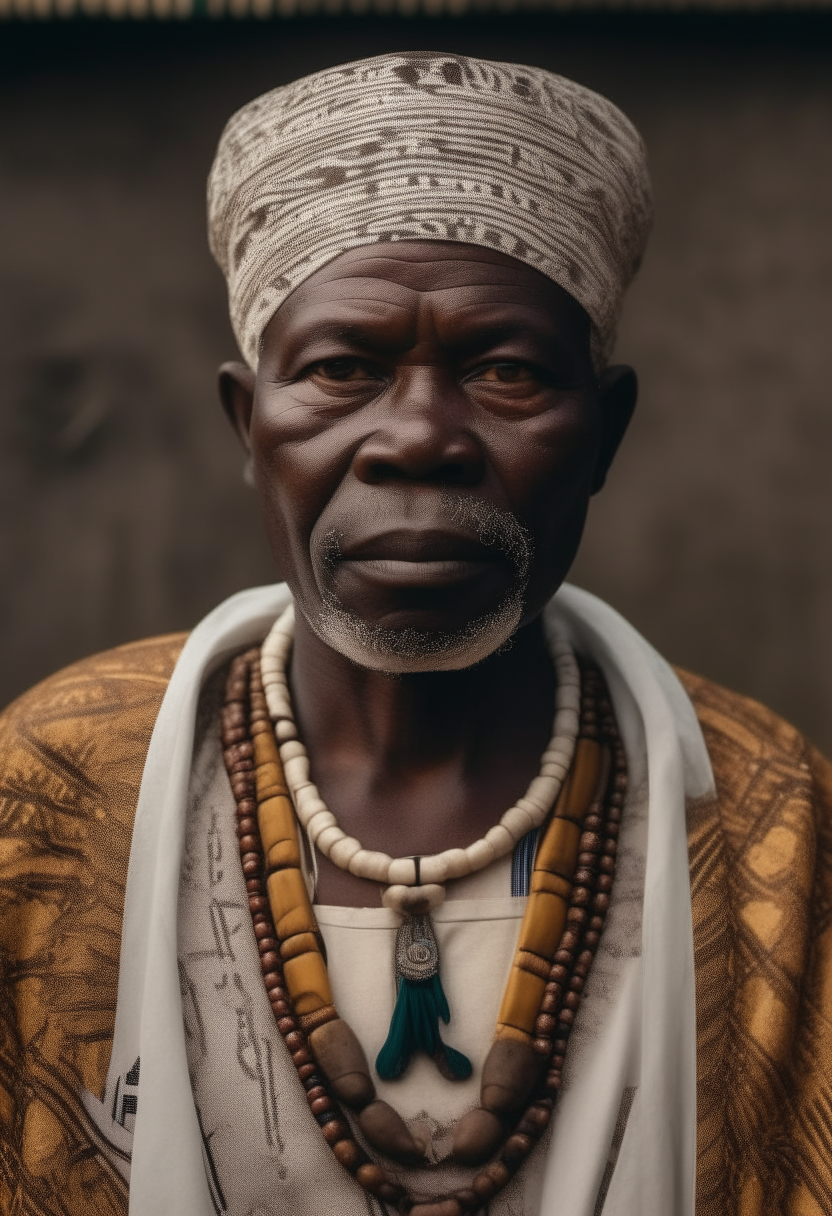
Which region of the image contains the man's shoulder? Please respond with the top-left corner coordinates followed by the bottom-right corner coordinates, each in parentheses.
top-left (0, 633), bottom-right (187, 771)
top-left (676, 665), bottom-right (832, 843)
top-left (677, 666), bottom-right (819, 771)
top-left (1, 632), bottom-right (187, 731)
top-left (0, 633), bottom-right (187, 941)
top-left (676, 666), bottom-right (832, 865)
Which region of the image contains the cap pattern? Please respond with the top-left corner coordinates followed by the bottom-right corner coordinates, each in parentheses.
top-left (208, 52), bottom-right (653, 369)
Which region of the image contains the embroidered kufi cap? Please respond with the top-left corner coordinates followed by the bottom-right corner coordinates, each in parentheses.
top-left (207, 51), bottom-right (653, 370)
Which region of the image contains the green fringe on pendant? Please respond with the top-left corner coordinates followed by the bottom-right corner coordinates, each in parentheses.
top-left (375, 973), bottom-right (472, 1081)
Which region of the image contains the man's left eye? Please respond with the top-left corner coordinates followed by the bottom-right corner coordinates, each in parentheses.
top-left (476, 363), bottom-right (537, 384)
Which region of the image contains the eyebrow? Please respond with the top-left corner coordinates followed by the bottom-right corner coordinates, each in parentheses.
top-left (280, 318), bottom-right (416, 358)
top-left (283, 316), bottom-right (574, 359)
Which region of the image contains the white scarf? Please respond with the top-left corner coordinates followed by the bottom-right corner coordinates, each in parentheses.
top-left (88, 583), bottom-right (712, 1215)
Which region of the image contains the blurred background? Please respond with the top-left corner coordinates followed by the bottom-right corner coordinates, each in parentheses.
top-left (1, 11), bottom-right (831, 749)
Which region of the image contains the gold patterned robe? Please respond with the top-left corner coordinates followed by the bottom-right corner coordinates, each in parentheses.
top-left (1, 636), bottom-right (831, 1215)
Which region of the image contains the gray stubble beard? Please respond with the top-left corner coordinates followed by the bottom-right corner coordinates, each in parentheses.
top-left (304, 494), bottom-right (533, 674)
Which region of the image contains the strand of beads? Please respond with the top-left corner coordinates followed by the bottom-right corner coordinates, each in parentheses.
top-left (259, 605), bottom-right (582, 913)
top-left (222, 652), bottom-right (407, 1203)
top-left (536, 665), bottom-right (626, 1095)
top-left (221, 646), bottom-right (627, 1216)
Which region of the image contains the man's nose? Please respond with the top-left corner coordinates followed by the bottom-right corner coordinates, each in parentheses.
top-left (351, 368), bottom-right (485, 486)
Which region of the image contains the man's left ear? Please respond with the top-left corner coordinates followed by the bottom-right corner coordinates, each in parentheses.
top-left (591, 365), bottom-right (638, 494)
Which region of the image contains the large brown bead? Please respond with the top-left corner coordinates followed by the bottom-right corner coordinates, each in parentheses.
top-left (503, 1132), bottom-right (533, 1163)
top-left (471, 1171), bottom-right (498, 1200)
top-left (535, 1013), bottom-right (557, 1036)
top-left (481, 1039), bottom-right (542, 1114)
top-left (332, 1138), bottom-right (362, 1171)
top-left (526, 1103), bottom-right (552, 1129)
top-left (331, 1071), bottom-right (375, 1109)
top-left (453, 1189), bottom-right (479, 1213)
top-left (308, 1018), bottom-right (375, 1110)
top-left (452, 1107), bottom-right (504, 1165)
top-left (376, 1182), bottom-right (405, 1204)
top-left (357, 1100), bottom-right (425, 1165)
top-left (321, 1118), bottom-right (351, 1145)
top-left (484, 1161), bottom-right (511, 1188)
top-left (355, 1163), bottom-right (386, 1193)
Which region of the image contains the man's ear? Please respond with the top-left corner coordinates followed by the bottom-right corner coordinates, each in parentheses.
top-left (591, 364), bottom-right (638, 494)
top-left (218, 361), bottom-right (256, 452)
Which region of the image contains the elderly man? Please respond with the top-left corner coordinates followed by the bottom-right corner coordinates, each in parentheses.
top-left (1, 50), bottom-right (831, 1216)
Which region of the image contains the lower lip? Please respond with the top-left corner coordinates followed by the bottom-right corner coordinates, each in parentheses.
top-left (340, 558), bottom-right (496, 587)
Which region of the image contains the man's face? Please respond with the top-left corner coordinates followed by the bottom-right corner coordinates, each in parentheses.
top-left (224, 241), bottom-right (633, 672)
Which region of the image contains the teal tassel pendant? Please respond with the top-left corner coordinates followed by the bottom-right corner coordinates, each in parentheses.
top-left (376, 914), bottom-right (472, 1082)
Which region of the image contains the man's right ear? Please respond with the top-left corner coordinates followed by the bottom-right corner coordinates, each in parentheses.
top-left (218, 361), bottom-right (256, 451)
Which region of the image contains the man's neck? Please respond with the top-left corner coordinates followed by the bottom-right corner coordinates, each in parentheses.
top-left (288, 612), bottom-right (556, 907)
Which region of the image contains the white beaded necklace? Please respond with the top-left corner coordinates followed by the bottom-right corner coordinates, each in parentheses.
top-left (260, 604), bottom-right (581, 913)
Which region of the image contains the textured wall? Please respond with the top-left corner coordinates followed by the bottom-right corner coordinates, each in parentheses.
top-left (1, 17), bottom-right (830, 749)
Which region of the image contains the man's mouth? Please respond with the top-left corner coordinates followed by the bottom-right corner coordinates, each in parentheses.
top-left (333, 529), bottom-right (506, 589)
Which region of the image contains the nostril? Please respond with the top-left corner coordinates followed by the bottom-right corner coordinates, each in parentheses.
top-left (362, 460), bottom-right (477, 486)
top-left (427, 463), bottom-right (466, 484)
top-left (364, 460), bottom-right (406, 484)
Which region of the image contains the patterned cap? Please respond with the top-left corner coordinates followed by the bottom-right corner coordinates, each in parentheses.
top-left (207, 51), bottom-right (653, 370)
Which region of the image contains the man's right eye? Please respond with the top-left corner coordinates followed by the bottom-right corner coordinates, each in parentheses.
top-left (310, 358), bottom-right (380, 381)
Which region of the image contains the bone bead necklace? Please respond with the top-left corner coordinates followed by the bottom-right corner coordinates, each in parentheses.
top-left (222, 628), bottom-right (626, 1213)
top-left (259, 605), bottom-right (582, 1078)
top-left (260, 607), bottom-right (581, 914)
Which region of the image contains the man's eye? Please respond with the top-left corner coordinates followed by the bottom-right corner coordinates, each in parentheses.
top-left (477, 363), bottom-right (537, 384)
top-left (312, 358), bottom-right (378, 381)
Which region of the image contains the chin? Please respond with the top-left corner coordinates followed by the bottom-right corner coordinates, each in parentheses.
top-left (305, 592), bottom-right (526, 674)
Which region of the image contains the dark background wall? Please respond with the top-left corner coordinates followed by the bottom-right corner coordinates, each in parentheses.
top-left (1, 15), bottom-right (831, 749)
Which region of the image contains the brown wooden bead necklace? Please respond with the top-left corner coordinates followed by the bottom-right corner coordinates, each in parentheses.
top-left (221, 646), bottom-right (626, 1216)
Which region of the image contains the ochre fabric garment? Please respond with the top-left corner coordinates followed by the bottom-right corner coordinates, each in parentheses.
top-left (1, 637), bottom-right (832, 1214)
top-left (0, 636), bottom-right (186, 1215)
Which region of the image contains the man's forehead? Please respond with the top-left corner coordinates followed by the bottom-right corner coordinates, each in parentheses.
top-left (263, 244), bottom-right (590, 357)
top-left (275, 242), bottom-right (576, 309)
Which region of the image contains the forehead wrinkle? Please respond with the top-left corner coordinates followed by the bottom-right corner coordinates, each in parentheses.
top-left (328, 260), bottom-right (546, 294)
top-left (275, 308), bottom-right (417, 360)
